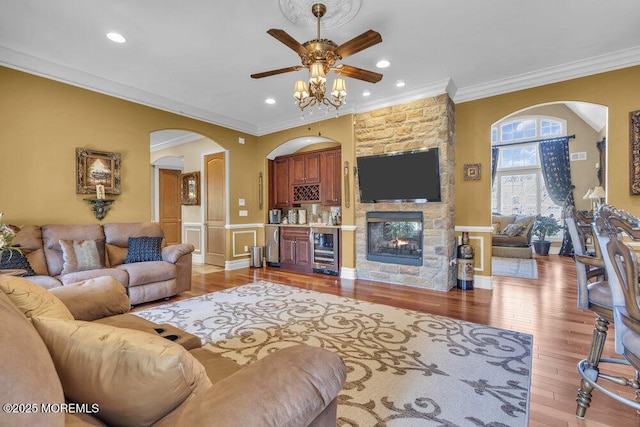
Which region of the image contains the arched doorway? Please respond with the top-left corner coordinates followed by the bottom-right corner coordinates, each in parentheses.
top-left (150, 130), bottom-right (226, 267)
top-left (490, 101), bottom-right (607, 257)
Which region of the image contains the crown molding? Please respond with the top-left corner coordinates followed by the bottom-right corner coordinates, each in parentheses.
top-left (454, 45), bottom-right (640, 103)
top-left (4, 43), bottom-right (640, 137)
top-left (0, 46), bottom-right (260, 135)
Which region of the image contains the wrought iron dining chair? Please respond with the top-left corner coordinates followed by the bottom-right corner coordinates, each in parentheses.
top-left (576, 204), bottom-right (640, 416)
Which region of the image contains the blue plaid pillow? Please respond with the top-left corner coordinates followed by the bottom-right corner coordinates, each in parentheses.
top-left (125, 237), bottom-right (163, 263)
top-left (0, 249), bottom-right (36, 276)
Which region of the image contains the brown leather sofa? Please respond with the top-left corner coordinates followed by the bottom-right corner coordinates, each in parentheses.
top-left (0, 275), bottom-right (347, 427)
top-left (12, 222), bottom-right (194, 305)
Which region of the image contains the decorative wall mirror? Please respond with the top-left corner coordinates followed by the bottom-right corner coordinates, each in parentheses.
top-left (181, 171), bottom-right (200, 205)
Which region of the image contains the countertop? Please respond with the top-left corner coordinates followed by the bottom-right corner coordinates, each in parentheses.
top-left (268, 223), bottom-right (342, 229)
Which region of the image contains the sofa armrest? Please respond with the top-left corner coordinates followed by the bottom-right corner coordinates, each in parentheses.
top-left (49, 277), bottom-right (130, 321)
top-left (162, 244), bottom-right (195, 264)
top-left (160, 345), bottom-right (346, 427)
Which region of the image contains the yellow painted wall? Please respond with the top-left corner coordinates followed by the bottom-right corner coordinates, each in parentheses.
top-left (0, 66), bottom-right (258, 226)
top-left (456, 66), bottom-right (640, 231)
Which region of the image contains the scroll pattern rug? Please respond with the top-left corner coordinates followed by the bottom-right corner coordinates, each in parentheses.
top-left (492, 256), bottom-right (538, 279)
top-left (134, 281), bottom-right (532, 426)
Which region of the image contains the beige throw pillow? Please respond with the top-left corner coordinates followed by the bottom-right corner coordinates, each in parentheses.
top-left (31, 317), bottom-right (212, 427)
top-left (59, 239), bottom-right (103, 275)
top-left (0, 275), bottom-right (73, 320)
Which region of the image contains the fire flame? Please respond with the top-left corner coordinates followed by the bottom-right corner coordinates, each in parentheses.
top-left (395, 238), bottom-right (409, 246)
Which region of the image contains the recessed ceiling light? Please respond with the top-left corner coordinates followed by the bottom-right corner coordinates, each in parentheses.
top-left (362, 90), bottom-right (371, 97)
top-left (396, 79), bottom-right (406, 88)
top-left (106, 32), bottom-right (126, 43)
top-left (376, 60), bottom-right (390, 68)
top-left (265, 98), bottom-right (276, 105)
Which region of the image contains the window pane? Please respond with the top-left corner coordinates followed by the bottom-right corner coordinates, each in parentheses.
top-left (491, 127), bottom-right (497, 143)
top-left (540, 119), bottom-right (563, 136)
top-left (499, 174), bottom-right (538, 215)
top-left (498, 145), bottom-right (539, 169)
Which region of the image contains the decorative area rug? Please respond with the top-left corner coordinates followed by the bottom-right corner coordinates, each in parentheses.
top-left (492, 256), bottom-right (538, 279)
top-left (134, 281), bottom-right (532, 426)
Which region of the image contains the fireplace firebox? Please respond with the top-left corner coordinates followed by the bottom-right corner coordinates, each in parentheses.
top-left (366, 212), bottom-right (423, 266)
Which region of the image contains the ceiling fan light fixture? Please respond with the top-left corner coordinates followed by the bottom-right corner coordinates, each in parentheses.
top-left (376, 59), bottom-right (390, 68)
top-left (331, 78), bottom-right (347, 99)
top-left (294, 80), bottom-right (310, 101)
top-left (253, 3), bottom-right (382, 113)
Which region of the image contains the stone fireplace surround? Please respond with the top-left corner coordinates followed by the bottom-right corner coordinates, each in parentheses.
top-left (354, 94), bottom-right (455, 291)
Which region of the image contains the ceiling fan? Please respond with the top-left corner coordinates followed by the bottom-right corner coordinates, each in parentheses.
top-left (251, 3), bottom-right (383, 110)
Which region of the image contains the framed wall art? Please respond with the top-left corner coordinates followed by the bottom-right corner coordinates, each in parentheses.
top-left (76, 148), bottom-right (121, 195)
top-left (181, 171), bottom-right (200, 205)
top-left (463, 163), bottom-right (481, 181)
top-left (630, 110), bottom-right (640, 195)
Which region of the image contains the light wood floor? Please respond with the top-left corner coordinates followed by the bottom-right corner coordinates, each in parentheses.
top-left (137, 255), bottom-right (639, 426)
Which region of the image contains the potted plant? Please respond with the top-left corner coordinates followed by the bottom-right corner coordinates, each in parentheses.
top-left (532, 214), bottom-right (562, 256)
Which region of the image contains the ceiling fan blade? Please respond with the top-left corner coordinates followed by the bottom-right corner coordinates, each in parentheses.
top-left (335, 65), bottom-right (383, 83)
top-left (251, 66), bottom-right (303, 79)
top-left (267, 29), bottom-right (308, 56)
top-left (334, 30), bottom-right (382, 59)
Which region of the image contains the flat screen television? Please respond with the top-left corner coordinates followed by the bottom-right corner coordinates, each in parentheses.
top-left (356, 148), bottom-right (442, 203)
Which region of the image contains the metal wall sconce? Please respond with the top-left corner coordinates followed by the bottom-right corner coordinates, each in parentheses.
top-left (84, 198), bottom-right (114, 220)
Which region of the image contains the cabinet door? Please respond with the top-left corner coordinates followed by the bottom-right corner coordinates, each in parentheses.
top-left (289, 155), bottom-right (306, 184)
top-left (273, 158), bottom-right (290, 208)
top-left (321, 149), bottom-right (341, 205)
top-left (280, 233), bottom-right (297, 265)
top-left (304, 152), bottom-right (321, 184)
top-left (296, 236), bottom-right (312, 267)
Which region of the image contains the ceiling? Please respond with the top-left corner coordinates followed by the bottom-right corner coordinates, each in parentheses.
top-left (1, 0), bottom-right (638, 137)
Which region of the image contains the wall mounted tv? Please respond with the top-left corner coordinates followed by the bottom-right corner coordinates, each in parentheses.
top-left (356, 148), bottom-right (442, 203)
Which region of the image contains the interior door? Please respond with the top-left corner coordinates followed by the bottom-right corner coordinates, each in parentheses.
top-left (158, 168), bottom-right (181, 245)
top-left (205, 153), bottom-right (226, 266)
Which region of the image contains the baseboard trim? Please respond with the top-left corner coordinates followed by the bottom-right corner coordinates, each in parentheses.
top-left (191, 254), bottom-right (203, 264)
top-left (225, 259), bottom-right (250, 270)
top-left (473, 275), bottom-right (493, 290)
top-left (340, 267), bottom-right (357, 280)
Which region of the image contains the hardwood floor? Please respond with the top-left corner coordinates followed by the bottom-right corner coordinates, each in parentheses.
top-left (136, 255), bottom-right (639, 426)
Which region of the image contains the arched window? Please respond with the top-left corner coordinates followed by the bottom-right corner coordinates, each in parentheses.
top-left (491, 116), bottom-right (566, 232)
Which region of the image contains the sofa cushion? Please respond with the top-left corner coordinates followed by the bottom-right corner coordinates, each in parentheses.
top-left (49, 276), bottom-right (130, 321)
top-left (103, 222), bottom-right (165, 266)
top-left (492, 234), bottom-right (530, 247)
top-left (31, 317), bottom-right (212, 427)
top-left (60, 268), bottom-right (129, 287)
top-left (491, 215), bottom-right (516, 234)
top-left (118, 260), bottom-right (176, 287)
top-left (13, 225), bottom-right (49, 276)
top-left (0, 249), bottom-right (36, 276)
top-left (503, 222), bottom-right (526, 236)
top-left (59, 239), bottom-right (104, 275)
top-left (25, 275), bottom-right (63, 290)
top-left (42, 224), bottom-right (106, 277)
top-left (0, 276), bottom-right (73, 320)
top-left (125, 236), bottom-right (163, 263)
top-left (0, 291), bottom-right (65, 427)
